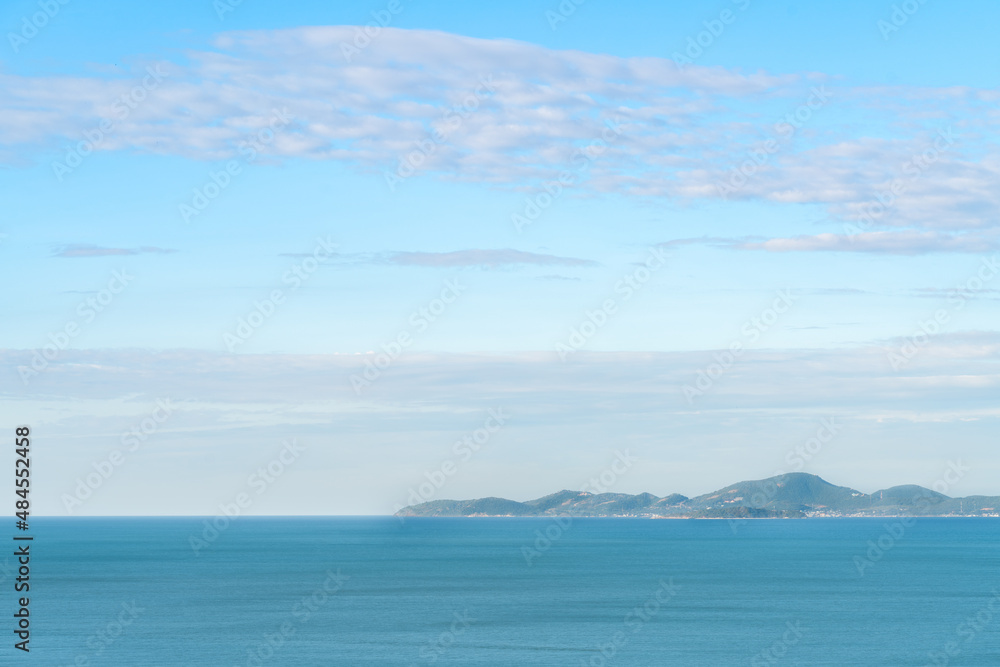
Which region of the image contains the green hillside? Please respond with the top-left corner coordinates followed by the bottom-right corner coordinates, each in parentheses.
top-left (395, 473), bottom-right (1000, 518)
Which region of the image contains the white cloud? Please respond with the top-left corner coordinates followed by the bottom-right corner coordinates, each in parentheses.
top-left (2, 27), bottom-right (998, 240)
top-left (8, 340), bottom-right (999, 514)
top-left (740, 231), bottom-right (1000, 254)
top-left (5, 334), bottom-right (999, 417)
top-left (663, 231), bottom-right (1000, 254)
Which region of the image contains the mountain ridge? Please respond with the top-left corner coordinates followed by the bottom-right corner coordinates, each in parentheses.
top-left (395, 472), bottom-right (1000, 518)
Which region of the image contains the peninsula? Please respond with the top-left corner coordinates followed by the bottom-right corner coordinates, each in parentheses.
top-left (394, 472), bottom-right (1000, 519)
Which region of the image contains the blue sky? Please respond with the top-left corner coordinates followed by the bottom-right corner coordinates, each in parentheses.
top-left (2, 1), bottom-right (999, 514)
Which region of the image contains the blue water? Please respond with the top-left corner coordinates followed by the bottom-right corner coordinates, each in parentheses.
top-left (14, 517), bottom-right (1000, 665)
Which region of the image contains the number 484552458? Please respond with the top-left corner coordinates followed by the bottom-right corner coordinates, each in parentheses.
top-left (15, 426), bottom-right (30, 521)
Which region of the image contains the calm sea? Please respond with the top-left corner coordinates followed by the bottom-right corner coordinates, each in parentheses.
top-left (19, 517), bottom-right (1000, 665)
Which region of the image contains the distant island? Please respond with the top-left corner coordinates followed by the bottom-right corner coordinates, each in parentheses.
top-left (395, 473), bottom-right (1000, 519)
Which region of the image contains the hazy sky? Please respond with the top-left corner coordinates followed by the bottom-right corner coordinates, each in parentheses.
top-left (2, 0), bottom-right (999, 514)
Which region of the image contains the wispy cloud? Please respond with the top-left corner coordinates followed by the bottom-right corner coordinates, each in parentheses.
top-left (741, 231), bottom-right (1000, 254)
top-left (53, 244), bottom-right (177, 258)
top-left (659, 236), bottom-right (763, 250)
top-left (385, 249), bottom-right (597, 269)
top-left (801, 289), bottom-right (869, 296)
top-left (5, 334), bottom-right (999, 419)
top-left (536, 274), bottom-right (582, 281)
top-left (663, 231), bottom-right (1000, 254)
top-left (9, 337), bottom-right (1000, 513)
top-left (3, 27), bottom-right (998, 246)
top-left (911, 287), bottom-right (1000, 300)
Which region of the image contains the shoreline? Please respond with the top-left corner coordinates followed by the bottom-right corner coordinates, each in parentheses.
top-left (394, 513), bottom-right (1000, 520)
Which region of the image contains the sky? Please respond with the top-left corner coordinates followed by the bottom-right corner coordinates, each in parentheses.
top-left (2, 0), bottom-right (999, 515)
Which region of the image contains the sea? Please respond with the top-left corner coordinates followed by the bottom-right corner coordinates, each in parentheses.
top-left (21, 517), bottom-right (1000, 666)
